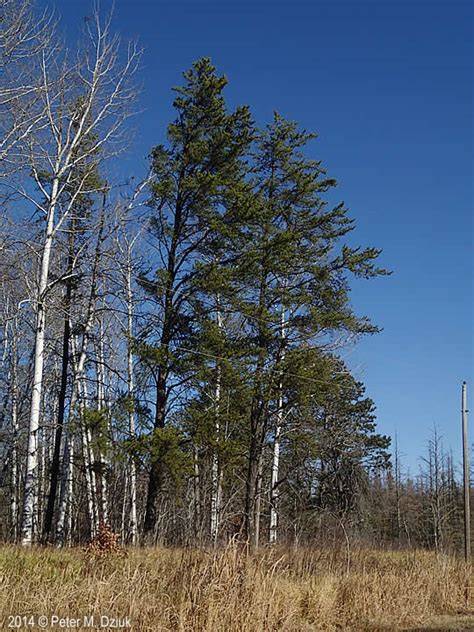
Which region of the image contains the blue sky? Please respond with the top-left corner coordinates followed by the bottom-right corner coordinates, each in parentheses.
top-left (55, 0), bottom-right (473, 473)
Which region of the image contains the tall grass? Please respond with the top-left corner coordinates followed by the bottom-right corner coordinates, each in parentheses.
top-left (0, 545), bottom-right (472, 630)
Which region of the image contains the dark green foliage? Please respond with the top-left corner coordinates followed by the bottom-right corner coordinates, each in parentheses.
top-left (81, 407), bottom-right (111, 460)
top-left (208, 111), bottom-right (390, 544)
top-left (139, 58), bottom-right (253, 533)
top-left (133, 59), bottom-right (390, 542)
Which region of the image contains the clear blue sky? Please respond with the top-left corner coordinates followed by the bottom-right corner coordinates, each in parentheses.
top-left (54, 0), bottom-right (473, 474)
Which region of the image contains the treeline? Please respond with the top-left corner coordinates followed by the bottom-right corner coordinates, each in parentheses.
top-left (0, 1), bottom-right (467, 551)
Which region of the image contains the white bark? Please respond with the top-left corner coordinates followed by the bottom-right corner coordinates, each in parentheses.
top-left (56, 333), bottom-right (98, 545)
top-left (255, 454), bottom-right (263, 548)
top-left (9, 327), bottom-right (19, 540)
top-left (20, 184), bottom-right (58, 545)
top-left (193, 447), bottom-right (201, 538)
top-left (80, 375), bottom-right (99, 538)
top-left (10, 382), bottom-right (19, 539)
top-left (126, 257), bottom-right (138, 544)
top-left (56, 280), bottom-right (101, 545)
top-left (269, 407), bottom-right (282, 544)
top-left (35, 428), bottom-right (45, 538)
top-left (113, 223), bottom-right (144, 543)
top-left (70, 210), bottom-right (107, 540)
top-left (210, 305), bottom-right (222, 544)
top-left (269, 305), bottom-right (287, 545)
top-left (95, 319), bottom-right (109, 526)
top-left (65, 436), bottom-right (74, 546)
top-left (56, 429), bottom-right (74, 546)
top-left (55, 429), bottom-right (70, 544)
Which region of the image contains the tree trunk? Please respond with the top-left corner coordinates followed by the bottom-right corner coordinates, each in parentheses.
top-left (56, 429), bottom-right (73, 545)
top-left (43, 223), bottom-right (75, 541)
top-left (193, 447), bottom-right (201, 542)
top-left (254, 454), bottom-right (263, 548)
top-left (80, 361), bottom-right (99, 538)
top-left (269, 306), bottom-right (286, 544)
top-left (269, 411), bottom-right (282, 544)
top-left (210, 305), bottom-right (222, 544)
top-left (65, 435), bottom-right (74, 545)
top-left (10, 333), bottom-right (19, 541)
top-left (245, 417), bottom-right (265, 549)
top-left (143, 195), bottom-right (182, 537)
top-left (21, 179), bottom-right (59, 545)
top-left (143, 349), bottom-right (170, 536)
top-left (95, 321), bottom-right (109, 526)
top-left (126, 258), bottom-right (138, 544)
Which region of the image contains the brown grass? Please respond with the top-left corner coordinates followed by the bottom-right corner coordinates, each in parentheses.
top-left (0, 545), bottom-right (472, 631)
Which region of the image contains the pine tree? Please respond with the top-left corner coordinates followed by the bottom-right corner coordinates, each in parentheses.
top-left (222, 112), bottom-right (389, 547)
top-left (139, 58), bottom-right (252, 538)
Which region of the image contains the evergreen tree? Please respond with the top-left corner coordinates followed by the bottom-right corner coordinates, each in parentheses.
top-left (222, 113), bottom-right (389, 547)
top-left (139, 58), bottom-right (252, 537)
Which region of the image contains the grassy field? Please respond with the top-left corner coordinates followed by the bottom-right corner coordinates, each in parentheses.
top-left (0, 545), bottom-right (472, 631)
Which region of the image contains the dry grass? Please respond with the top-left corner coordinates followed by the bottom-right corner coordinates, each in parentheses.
top-left (0, 544), bottom-right (472, 631)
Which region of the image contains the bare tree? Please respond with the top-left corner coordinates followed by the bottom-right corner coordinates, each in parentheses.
top-left (14, 8), bottom-right (141, 545)
top-left (0, 0), bottom-right (54, 173)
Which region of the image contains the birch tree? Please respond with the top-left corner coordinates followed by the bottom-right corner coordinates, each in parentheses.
top-left (209, 304), bottom-right (223, 544)
top-left (0, 0), bottom-right (54, 174)
top-left (269, 305), bottom-right (286, 544)
top-left (17, 9), bottom-right (141, 545)
top-left (55, 203), bottom-right (108, 544)
top-left (117, 227), bottom-right (142, 544)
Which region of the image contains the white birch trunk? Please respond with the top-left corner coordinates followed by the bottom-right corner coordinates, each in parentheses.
top-left (65, 436), bottom-right (74, 546)
top-left (193, 447), bottom-right (201, 539)
top-left (269, 405), bottom-right (282, 544)
top-left (121, 469), bottom-right (128, 545)
top-left (56, 430), bottom-right (71, 544)
top-left (10, 339), bottom-right (19, 541)
top-left (56, 429), bottom-right (75, 545)
top-left (126, 259), bottom-right (138, 544)
top-left (65, 213), bottom-right (105, 540)
top-left (80, 370), bottom-right (99, 538)
top-left (255, 454), bottom-right (263, 548)
top-left (59, 327), bottom-right (99, 541)
top-left (20, 178), bottom-right (59, 545)
top-left (35, 430), bottom-right (45, 539)
top-left (210, 306), bottom-right (222, 544)
top-left (57, 335), bottom-right (98, 545)
top-left (269, 306), bottom-right (286, 545)
top-left (95, 323), bottom-right (109, 526)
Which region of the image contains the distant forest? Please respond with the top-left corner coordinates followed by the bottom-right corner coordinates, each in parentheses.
top-left (0, 1), bottom-right (471, 552)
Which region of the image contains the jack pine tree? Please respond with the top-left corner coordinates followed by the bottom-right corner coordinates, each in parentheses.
top-left (139, 58), bottom-right (252, 538)
top-left (222, 112), bottom-right (389, 547)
